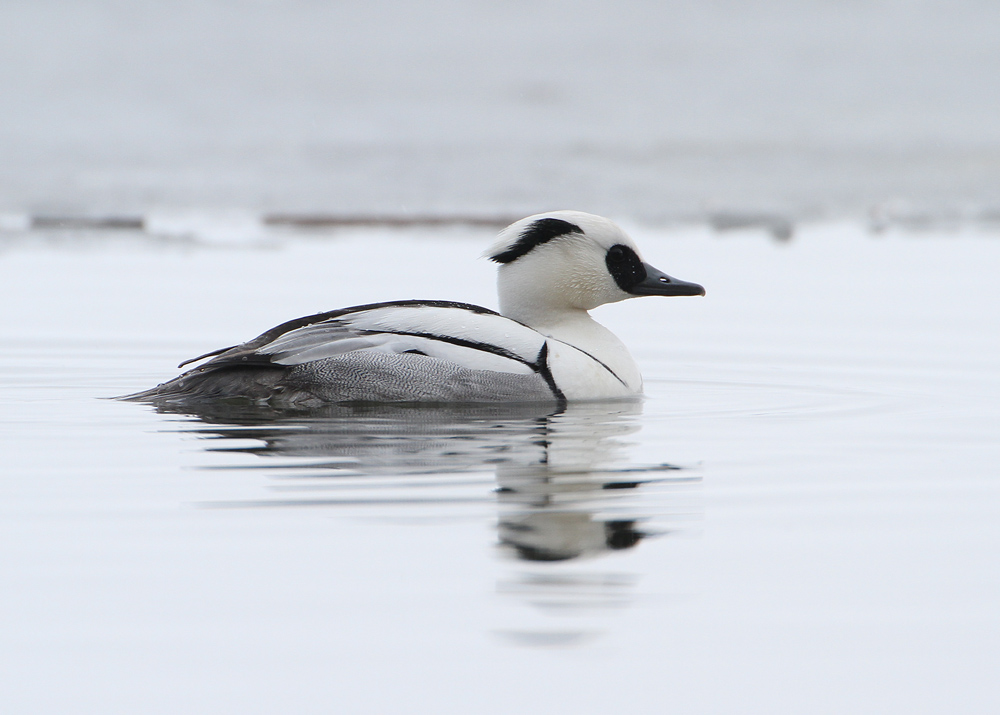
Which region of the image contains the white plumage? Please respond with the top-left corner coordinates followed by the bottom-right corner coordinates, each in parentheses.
top-left (124, 211), bottom-right (704, 406)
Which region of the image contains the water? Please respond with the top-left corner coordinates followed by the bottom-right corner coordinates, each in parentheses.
top-left (2, 223), bottom-right (998, 712)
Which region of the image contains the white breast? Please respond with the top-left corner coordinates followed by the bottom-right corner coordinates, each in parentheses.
top-left (544, 339), bottom-right (640, 400)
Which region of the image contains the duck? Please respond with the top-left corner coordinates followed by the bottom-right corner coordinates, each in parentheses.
top-left (123, 211), bottom-right (704, 406)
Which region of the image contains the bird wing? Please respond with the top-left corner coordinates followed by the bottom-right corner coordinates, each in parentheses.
top-left (181, 300), bottom-right (547, 376)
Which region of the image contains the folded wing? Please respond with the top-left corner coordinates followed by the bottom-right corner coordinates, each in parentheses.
top-left (185, 300), bottom-right (547, 377)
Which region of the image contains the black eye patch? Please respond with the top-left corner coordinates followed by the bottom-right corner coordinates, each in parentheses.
top-left (605, 244), bottom-right (647, 291)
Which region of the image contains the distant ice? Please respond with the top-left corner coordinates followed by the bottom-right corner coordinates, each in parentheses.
top-left (1, 1), bottom-right (999, 224)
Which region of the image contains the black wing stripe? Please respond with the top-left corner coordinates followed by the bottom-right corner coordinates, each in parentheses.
top-left (245, 300), bottom-right (502, 351)
top-left (177, 301), bottom-right (504, 371)
top-left (535, 342), bottom-right (567, 404)
top-left (276, 329), bottom-right (569, 404)
top-left (354, 329), bottom-right (539, 369)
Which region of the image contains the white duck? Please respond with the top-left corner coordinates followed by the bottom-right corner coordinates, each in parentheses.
top-left (125, 211), bottom-right (704, 406)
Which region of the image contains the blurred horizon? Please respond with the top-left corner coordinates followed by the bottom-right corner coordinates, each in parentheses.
top-left (3, 0), bottom-right (1000, 227)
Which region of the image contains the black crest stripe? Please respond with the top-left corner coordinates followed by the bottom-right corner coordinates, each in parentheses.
top-left (490, 218), bottom-right (582, 264)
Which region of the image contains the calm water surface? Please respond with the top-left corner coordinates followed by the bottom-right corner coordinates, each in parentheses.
top-left (2, 224), bottom-right (999, 713)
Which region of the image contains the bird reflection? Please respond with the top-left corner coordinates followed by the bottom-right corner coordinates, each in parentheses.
top-left (154, 399), bottom-right (690, 561)
top-left (492, 408), bottom-right (682, 561)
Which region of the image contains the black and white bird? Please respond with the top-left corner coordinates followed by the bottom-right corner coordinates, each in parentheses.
top-left (124, 211), bottom-right (704, 406)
